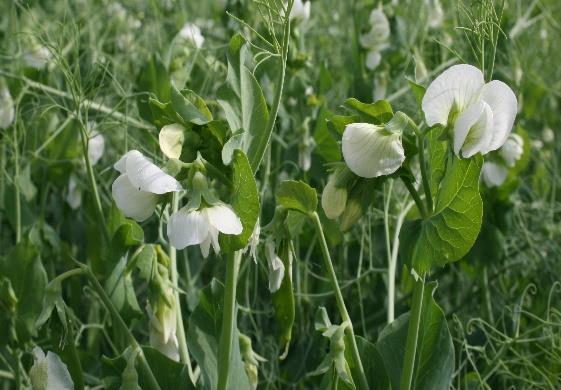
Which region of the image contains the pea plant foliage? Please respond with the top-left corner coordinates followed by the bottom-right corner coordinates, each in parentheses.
top-left (1, 0), bottom-right (560, 389)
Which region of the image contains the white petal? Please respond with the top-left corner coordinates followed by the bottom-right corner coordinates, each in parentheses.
top-left (453, 101), bottom-right (493, 158)
top-left (321, 177), bottom-right (347, 220)
top-left (112, 174), bottom-right (159, 222)
top-left (342, 123), bottom-right (405, 178)
top-left (499, 133), bottom-right (523, 167)
top-left (167, 208), bottom-right (209, 250)
top-left (205, 204), bottom-right (243, 235)
top-left (0, 86), bottom-right (14, 129)
top-left (88, 131), bottom-right (105, 166)
top-left (365, 50), bottom-right (382, 70)
top-left (265, 240), bottom-right (285, 293)
top-left (208, 226), bottom-right (221, 255)
top-left (113, 150), bottom-right (137, 173)
top-left (66, 175), bottom-right (82, 210)
top-left (125, 150), bottom-right (182, 194)
top-left (481, 162), bottom-right (508, 187)
top-left (30, 348), bottom-right (73, 390)
top-left (422, 64), bottom-right (484, 127)
top-left (200, 235), bottom-right (211, 258)
top-left (480, 80), bottom-right (518, 152)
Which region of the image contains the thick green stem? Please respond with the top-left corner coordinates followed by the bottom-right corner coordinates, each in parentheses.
top-left (169, 194), bottom-right (195, 383)
top-left (401, 178), bottom-right (428, 219)
top-left (80, 265), bottom-right (161, 390)
top-left (399, 274), bottom-right (425, 390)
top-left (311, 212), bottom-right (370, 390)
top-left (217, 250), bottom-right (242, 390)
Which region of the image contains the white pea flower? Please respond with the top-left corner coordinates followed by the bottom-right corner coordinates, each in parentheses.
top-left (426, 0), bottom-right (444, 29)
top-left (322, 175), bottom-right (348, 220)
top-left (289, 0), bottom-right (311, 23)
top-left (543, 127), bottom-right (554, 143)
top-left (179, 23), bottom-right (204, 48)
top-left (147, 302), bottom-right (179, 361)
top-left (298, 135), bottom-right (315, 172)
top-left (66, 175), bottom-right (82, 210)
top-left (88, 129), bottom-right (105, 166)
top-left (499, 133), bottom-right (523, 167)
top-left (0, 82), bottom-right (14, 129)
top-left (244, 218), bottom-right (261, 263)
top-left (24, 44), bottom-right (52, 70)
top-left (108, 2), bottom-right (127, 22)
top-left (342, 123), bottom-right (405, 178)
top-left (481, 162), bottom-right (508, 187)
top-left (265, 239), bottom-right (285, 293)
top-left (29, 348), bottom-right (74, 390)
top-left (422, 64), bottom-right (518, 158)
top-left (167, 203), bottom-right (243, 257)
top-left (112, 150), bottom-right (182, 222)
top-left (359, 8), bottom-right (390, 70)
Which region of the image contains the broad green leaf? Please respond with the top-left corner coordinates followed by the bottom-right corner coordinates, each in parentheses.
top-left (271, 240), bottom-right (295, 356)
top-left (217, 34), bottom-right (270, 172)
top-left (375, 282), bottom-right (454, 390)
top-left (187, 279), bottom-right (250, 390)
top-left (401, 155), bottom-right (483, 273)
top-left (276, 180), bottom-right (318, 215)
top-left (137, 55), bottom-right (171, 123)
top-left (104, 258), bottom-right (142, 320)
top-left (171, 86), bottom-right (211, 126)
top-left (0, 241), bottom-right (47, 343)
top-left (344, 98), bottom-right (393, 124)
top-left (220, 150), bottom-right (260, 252)
top-left (345, 336), bottom-right (390, 390)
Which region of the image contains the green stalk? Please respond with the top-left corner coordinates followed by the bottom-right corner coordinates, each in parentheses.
top-left (250, 8), bottom-right (290, 173)
top-left (399, 274), bottom-right (425, 390)
top-left (80, 265), bottom-right (162, 390)
top-left (217, 250), bottom-right (242, 390)
top-left (401, 178), bottom-right (428, 219)
top-left (169, 193), bottom-right (195, 383)
top-left (311, 212), bottom-right (370, 390)
top-left (79, 123), bottom-right (109, 243)
top-left (418, 135), bottom-right (433, 214)
top-left (13, 124), bottom-right (21, 244)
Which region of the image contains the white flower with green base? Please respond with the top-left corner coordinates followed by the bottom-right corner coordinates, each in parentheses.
top-left (29, 348), bottom-right (74, 390)
top-left (167, 172), bottom-right (242, 257)
top-left (342, 123), bottom-right (405, 178)
top-left (422, 64), bottom-right (518, 158)
top-left (112, 150), bottom-right (182, 222)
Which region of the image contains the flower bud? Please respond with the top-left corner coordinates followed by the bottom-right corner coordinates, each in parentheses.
top-left (321, 174), bottom-right (348, 220)
top-left (339, 197), bottom-right (363, 231)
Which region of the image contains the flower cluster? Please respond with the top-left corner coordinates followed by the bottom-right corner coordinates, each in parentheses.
top-left (359, 8), bottom-right (390, 70)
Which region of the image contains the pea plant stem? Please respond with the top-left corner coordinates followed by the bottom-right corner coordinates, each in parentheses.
top-left (169, 193), bottom-right (195, 383)
top-left (401, 178), bottom-right (428, 219)
top-left (399, 274), bottom-right (425, 390)
top-left (217, 250), bottom-right (242, 390)
top-left (311, 212), bottom-right (370, 390)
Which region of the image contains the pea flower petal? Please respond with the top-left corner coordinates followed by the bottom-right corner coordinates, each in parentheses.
top-left (342, 123), bottom-right (405, 178)
top-left (481, 161), bottom-right (508, 187)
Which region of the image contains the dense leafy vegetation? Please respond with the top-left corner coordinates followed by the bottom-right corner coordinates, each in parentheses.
top-left (1, 0), bottom-right (560, 389)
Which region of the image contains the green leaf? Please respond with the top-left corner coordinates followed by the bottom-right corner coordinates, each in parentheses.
top-left (401, 155), bottom-right (483, 273)
top-left (137, 55), bottom-right (171, 123)
top-left (217, 34), bottom-right (270, 172)
top-left (374, 282), bottom-right (454, 390)
top-left (271, 240), bottom-right (295, 355)
top-left (344, 98), bottom-right (393, 124)
top-left (328, 115), bottom-right (360, 137)
top-left (187, 279), bottom-right (250, 390)
top-left (276, 180), bottom-right (318, 215)
top-left (426, 126), bottom-right (448, 202)
top-left (220, 150), bottom-right (260, 252)
top-left (0, 240), bottom-right (47, 343)
top-left (407, 78), bottom-right (426, 107)
top-left (135, 245), bottom-right (157, 283)
top-left (313, 106), bottom-right (341, 162)
top-left (104, 258), bottom-right (142, 321)
top-left (171, 86), bottom-right (212, 126)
